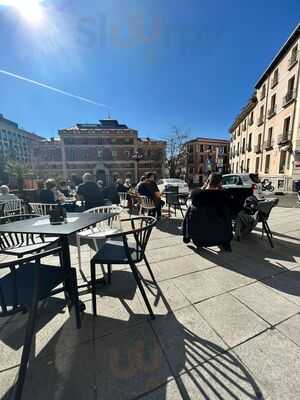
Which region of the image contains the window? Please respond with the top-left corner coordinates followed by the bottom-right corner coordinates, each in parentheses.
top-left (289, 45), bottom-right (298, 68)
top-left (258, 106), bottom-right (264, 125)
top-left (246, 158), bottom-right (250, 173)
top-left (255, 157), bottom-right (260, 173)
top-left (268, 94), bottom-right (276, 117)
top-left (242, 138), bottom-right (245, 153)
top-left (248, 133), bottom-right (252, 151)
top-left (266, 127), bottom-right (273, 148)
top-left (260, 84), bottom-right (266, 100)
top-left (279, 151), bottom-right (287, 173)
top-left (265, 155), bottom-right (270, 173)
top-left (112, 150), bottom-right (117, 159)
top-left (271, 68), bottom-right (279, 87)
top-left (249, 111), bottom-right (254, 125)
top-left (241, 160), bottom-right (244, 173)
top-left (283, 116), bottom-right (291, 136)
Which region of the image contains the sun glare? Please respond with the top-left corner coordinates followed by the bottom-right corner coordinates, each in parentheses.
top-left (5, 0), bottom-right (44, 24)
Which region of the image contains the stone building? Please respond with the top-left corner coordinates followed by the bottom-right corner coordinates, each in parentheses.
top-left (181, 137), bottom-right (230, 185)
top-left (0, 114), bottom-right (43, 167)
top-left (229, 23), bottom-right (300, 191)
top-left (33, 119), bottom-right (166, 183)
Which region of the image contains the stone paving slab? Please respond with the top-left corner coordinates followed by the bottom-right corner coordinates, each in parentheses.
top-left (232, 282), bottom-right (300, 325)
top-left (234, 329), bottom-right (300, 400)
top-left (195, 293), bottom-right (269, 348)
top-left (276, 314), bottom-right (300, 346)
top-left (173, 266), bottom-right (253, 304)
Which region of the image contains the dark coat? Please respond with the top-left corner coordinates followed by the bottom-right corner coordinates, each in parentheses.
top-left (183, 189), bottom-right (233, 247)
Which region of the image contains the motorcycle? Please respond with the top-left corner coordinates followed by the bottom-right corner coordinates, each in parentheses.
top-left (262, 179), bottom-right (275, 192)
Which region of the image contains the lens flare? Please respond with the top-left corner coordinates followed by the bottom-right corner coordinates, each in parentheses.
top-left (0, 0), bottom-right (44, 24)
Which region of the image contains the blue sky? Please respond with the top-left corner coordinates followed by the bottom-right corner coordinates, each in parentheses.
top-left (0, 0), bottom-right (299, 140)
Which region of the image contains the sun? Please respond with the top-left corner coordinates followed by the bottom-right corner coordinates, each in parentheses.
top-left (7, 0), bottom-right (44, 24)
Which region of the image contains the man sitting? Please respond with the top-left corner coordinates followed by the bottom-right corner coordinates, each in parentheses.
top-left (138, 172), bottom-right (165, 220)
top-left (76, 173), bottom-right (105, 210)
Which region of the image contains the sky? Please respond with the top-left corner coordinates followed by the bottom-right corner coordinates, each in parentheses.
top-left (0, 0), bottom-right (299, 141)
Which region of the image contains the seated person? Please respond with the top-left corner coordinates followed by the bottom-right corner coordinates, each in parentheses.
top-left (40, 179), bottom-right (58, 204)
top-left (201, 172), bottom-right (223, 190)
top-left (58, 181), bottom-right (70, 197)
top-left (0, 185), bottom-right (18, 201)
top-left (115, 178), bottom-right (129, 193)
top-left (138, 172), bottom-right (165, 220)
top-left (103, 183), bottom-right (120, 205)
top-left (135, 176), bottom-right (146, 192)
top-left (76, 173), bottom-right (105, 210)
top-left (183, 185), bottom-right (232, 251)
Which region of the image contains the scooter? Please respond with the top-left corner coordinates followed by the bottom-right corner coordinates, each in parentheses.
top-left (262, 180), bottom-right (275, 192)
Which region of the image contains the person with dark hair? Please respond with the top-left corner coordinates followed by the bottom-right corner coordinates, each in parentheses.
top-left (115, 178), bottom-right (128, 193)
top-left (76, 173), bottom-right (105, 210)
top-left (138, 172), bottom-right (165, 220)
top-left (39, 179), bottom-right (57, 204)
top-left (202, 172), bottom-right (223, 190)
top-left (58, 181), bottom-right (70, 197)
top-left (135, 175), bottom-right (146, 192)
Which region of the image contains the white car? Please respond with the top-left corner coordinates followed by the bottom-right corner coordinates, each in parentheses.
top-left (157, 178), bottom-right (189, 194)
top-left (222, 173), bottom-right (264, 199)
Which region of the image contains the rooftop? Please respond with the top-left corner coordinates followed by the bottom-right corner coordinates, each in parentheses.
top-left (185, 137), bottom-right (230, 145)
top-left (255, 23), bottom-right (300, 89)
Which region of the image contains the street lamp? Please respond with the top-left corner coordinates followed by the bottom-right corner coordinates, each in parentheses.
top-left (131, 151), bottom-right (144, 182)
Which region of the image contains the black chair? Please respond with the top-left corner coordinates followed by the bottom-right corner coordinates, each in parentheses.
top-left (0, 247), bottom-right (81, 400)
top-left (0, 214), bottom-right (59, 259)
top-left (165, 186), bottom-right (185, 218)
top-left (223, 187), bottom-right (254, 219)
top-left (256, 198), bottom-right (279, 248)
top-left (0, 202), bottom-right (5, 217)
top-left (90, 216), bottom-right (157, 319)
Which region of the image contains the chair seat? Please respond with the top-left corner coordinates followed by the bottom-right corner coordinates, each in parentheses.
top-left (92, 240), bottom-right (142, 264)
top-left (1, 237), bottom-right (58, 257)
top-left (0, 263), bottom-right (67, 307)
top-left (77, 228), bottom-right (118, 239)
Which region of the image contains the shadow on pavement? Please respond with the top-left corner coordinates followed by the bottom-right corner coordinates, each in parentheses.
top-left (1, 270), bottom-right (265, 399)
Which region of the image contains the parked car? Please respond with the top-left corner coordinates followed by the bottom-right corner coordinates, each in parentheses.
top-left (157, 178), bottom-right (189, 194)
top-left (222, 173), bottom-right (264, 199)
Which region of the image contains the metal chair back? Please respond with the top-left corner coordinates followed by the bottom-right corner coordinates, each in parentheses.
top-left (3, 199), bottom-right (24, 216)
top-left (0, 214), bottom-right (45, 253)
top-left (119, 192), bottom-right (128, 207)
top-left (83, 205), bottom-right (122, 233)
top-left (29, 202), bottom-right (57, 216)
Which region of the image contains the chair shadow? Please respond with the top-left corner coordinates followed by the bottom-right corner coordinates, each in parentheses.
top-left (155, 218), bottom-right (184, 236)
top-left (186, 230), bottom-right (300, 299)
top-left (1, 271), bottom-right (265, 399)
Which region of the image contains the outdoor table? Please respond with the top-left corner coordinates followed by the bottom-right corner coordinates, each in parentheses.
top-left (0, 212), bottom-right (113, 309)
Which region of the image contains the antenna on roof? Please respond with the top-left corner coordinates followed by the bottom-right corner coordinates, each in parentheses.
top-left (107, 111), bottom-right (112, 119)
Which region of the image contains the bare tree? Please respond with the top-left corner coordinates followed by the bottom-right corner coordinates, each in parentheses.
top-left (165, 127), bottom-right (189, 178)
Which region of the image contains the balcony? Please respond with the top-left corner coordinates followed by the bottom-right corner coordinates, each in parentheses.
top-left (288, 54), bottom-right (298, 70)
top-left (283, 89), bottom-right (296, 107)
top-left (271, 76), bottom-right (278, 88)
top-left (257, 116), bottom-right (264, 126)
top-left (277, 131), bottom-right (292, 145)
top-left (267, 105), bottom-right (277, 119)
top-left (263, 139), bottom-right (274, 150)
top-left (254, 144), bottom-right (262, 154)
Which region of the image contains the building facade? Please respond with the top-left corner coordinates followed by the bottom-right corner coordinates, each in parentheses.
top-left (33, 119), bottom-right (166, 183)
top-left (229, 24), bottom-right (300, 191)
top-left (181, 137), bottom-right (230, 185)
top-left (0, 114), bottom-right (43, 167)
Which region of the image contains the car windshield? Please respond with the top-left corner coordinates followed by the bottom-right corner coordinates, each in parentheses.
top-left (222, 176), bottom-right (242, 185)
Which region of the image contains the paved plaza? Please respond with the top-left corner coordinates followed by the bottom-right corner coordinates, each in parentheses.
top-left (1, 206), bottom-right (300, 399)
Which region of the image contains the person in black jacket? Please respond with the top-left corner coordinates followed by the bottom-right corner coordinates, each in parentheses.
top-left (39, 179), bottom-right (57, 204)
top-left (76, 173), bottom-right (105, 210)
